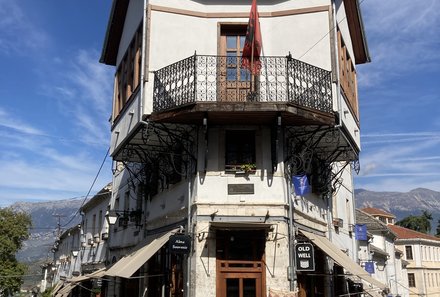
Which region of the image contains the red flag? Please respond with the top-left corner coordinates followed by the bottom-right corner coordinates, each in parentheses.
top-left (241, 0), bottom-right (262, 75)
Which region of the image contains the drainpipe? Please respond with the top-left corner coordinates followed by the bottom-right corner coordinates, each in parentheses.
top-left (139, 0), bottom-right (148, 122)
top-left (331, 0), bottom-right (343, 129)
top-left (187, 178), bottom-right (193, 297)
top-left (287, 173), bottom-right (296, 292)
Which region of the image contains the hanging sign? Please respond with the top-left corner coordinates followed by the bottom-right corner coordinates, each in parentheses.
top-left (295, 242), bottom-right (315, 271)
top-left (169, 234), bottom-right (191, 254)
top-left (364, 261), bottom-right (375, 274)
top-left (355, 224), bottom-right (368, 241)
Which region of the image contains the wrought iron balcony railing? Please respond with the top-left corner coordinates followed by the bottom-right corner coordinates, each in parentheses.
top-left (153, 54), bottom-right (332, 114)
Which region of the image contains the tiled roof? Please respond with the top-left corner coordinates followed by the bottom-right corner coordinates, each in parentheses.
top-left (355, 209), bottom-right (396, 239)
top-left (361, 207), bottom-right (395, 218)
top-left (388, 224), bottom-right (440, 241)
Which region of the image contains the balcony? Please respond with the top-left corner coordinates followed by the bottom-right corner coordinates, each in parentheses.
top-left (152, 54), bottom-right (335, 126)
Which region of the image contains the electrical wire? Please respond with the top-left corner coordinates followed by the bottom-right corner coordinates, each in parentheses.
top-left (61, 147), bottom-right (110, 228)
top-left (298, 0), bottom-right (366, 60)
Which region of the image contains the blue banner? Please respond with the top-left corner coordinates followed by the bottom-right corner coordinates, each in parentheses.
top-left (364, 261), bottom-right (375, 274)
top-left (355, 224), bottom-right (367, 241)
top-left (292, 175), bottom-right (311, 196)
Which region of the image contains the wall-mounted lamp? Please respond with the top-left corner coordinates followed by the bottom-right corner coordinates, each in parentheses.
top-left (105, 209), bottom-right (144, 226)
top-left (105, 210), bottom-right (118, 225)
top-left (71, 250), bottom-right (79, 257)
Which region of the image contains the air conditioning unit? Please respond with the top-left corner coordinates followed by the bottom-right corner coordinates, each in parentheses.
top-left (333, 218), bottom-right (343, 228)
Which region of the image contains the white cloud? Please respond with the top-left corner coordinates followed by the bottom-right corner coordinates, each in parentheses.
top-left (358, 0), bottom-right (440, 86)
top-left (0, 0), bottom-right (49, 55)
top-left (356, 131), bottom-right (440, 191)
top-left (39, 49), bottom-right (113, 147)
top-left (0, 108), bottom-right (45, 135)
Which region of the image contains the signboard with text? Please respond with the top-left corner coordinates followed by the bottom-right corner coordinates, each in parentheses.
top-left (295, 242), bottom-right (315, 271)
top-left (169, 234), bottom-right (191, 254)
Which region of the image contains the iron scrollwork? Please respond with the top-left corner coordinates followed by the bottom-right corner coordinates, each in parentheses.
top-left (153, 54), bottom-right (332, 113)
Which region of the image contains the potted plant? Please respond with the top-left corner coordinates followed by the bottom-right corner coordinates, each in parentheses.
top-left (239, 163), bottom-right (256, 174)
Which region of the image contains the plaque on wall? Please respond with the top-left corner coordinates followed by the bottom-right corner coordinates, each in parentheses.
top-left (228, 184), bottom-right (254, 195)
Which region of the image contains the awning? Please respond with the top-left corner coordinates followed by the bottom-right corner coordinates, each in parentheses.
top-left (54, 283), bottom-right (76, 297)
top-left (105, 228), bottom-right (178, 278)
top-left (70, 267), bottom-right (106, 283)
top-left (301, 230), bottom-right (387, 292)
top-left (51, 281), bottom-right (64, 296)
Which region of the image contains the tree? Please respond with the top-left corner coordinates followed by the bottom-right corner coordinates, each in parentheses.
top-left (396, 210), bottom-right (432, 234)
top-left (0, 208), bottom-right (32, 296)
top-left (436, 219), bottom-right (440, 237)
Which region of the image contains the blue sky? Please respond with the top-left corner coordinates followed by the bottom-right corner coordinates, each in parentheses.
top-left (0, 0), bottom-right (114, 207)
top-left (356, 0), bottom-right (440, 192)
top-left (0, 0), bottom-right (439, 208)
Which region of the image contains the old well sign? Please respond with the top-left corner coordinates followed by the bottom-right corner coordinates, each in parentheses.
top-left (295, 242), bottom-right (315, 271)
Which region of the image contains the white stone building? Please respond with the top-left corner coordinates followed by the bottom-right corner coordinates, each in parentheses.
top-left (50, 184), bottom-right (112, 297)
top-left (97, 0), bottom-right (387, 296)
top-left (356, 208), bottom-right (409, 297)
top-left (389, 224), bottom-right (440, 297)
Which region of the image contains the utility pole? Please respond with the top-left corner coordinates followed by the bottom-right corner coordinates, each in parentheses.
top-left (53, 214), bottom-right (66, 237)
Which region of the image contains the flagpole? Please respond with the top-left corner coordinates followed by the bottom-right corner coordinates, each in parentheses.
top-left (250, 33), bottom-right (254, 93)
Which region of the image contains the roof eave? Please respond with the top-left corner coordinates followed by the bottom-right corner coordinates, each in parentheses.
top-left (100, 0), bottom-right (130, 66)
top-left (343, 0), bottom-right (371, 64)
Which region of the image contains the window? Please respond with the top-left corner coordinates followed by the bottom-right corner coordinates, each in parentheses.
top-left (405, 246), bottom-right (413, 260)
top-left (225, 130), bottom-right (256, 171)
top-left (124, 191), bottom-right (130, 211)
top-left (92, 214), bottom-right (96, 235)
top-left (136, 183), bottom-right (144, 211)
top-left (219, 24), bottom-right (252, 102)
top-left (113, 24), bottom-right (143, 119)
top-left (337, 28), bottom-right (358, 121)
top-left (98, 210), bottom-right (102, 235)
top-left (408, 273), bottom-right (416, 287)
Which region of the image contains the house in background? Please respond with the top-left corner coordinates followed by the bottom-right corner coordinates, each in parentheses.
top-left (356, 209), bottom-right (409, 296)
top-left (388, 224), bottom-right (440, 297)
top-left (49, 185), bottom-right (112, 297)
top-left (362, 207), bottom-right (396, 225)
top-left (51, 225), bottom-right (81, 288)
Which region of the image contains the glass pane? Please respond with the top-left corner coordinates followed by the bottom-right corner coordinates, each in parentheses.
top-left (226, 278), bottom-right (239, 297)
top-left (227, 36), bottom-right (236, 49)
top-left (227, 52), bottom-right (237, 66)
top-left (243, 278), bottom-right (256, 297)
top-left (227, 68), bottom-right (237, 81)
top-left (240, 35), bottom-right (246, 49)
top-left (240, 69), bottom-right (251, 82)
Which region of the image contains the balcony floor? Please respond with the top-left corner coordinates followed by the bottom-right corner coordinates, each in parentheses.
top-left (148, 101), bottom-right (335, 126)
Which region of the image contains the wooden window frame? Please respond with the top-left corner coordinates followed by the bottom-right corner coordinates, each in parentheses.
top-left (337, 28), bottom-right (359, 122)
top-left (408, 273), bottom-right (416, 287)
top-left (113, 24), bottom-right (143, 120)
top-left (224, 130), bottom-right (256, 173)
top-left (405, 245), bottom-right (413, 260)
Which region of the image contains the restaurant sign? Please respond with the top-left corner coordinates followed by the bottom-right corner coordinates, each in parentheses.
top-left (169, 234), bottom-right (191, 254)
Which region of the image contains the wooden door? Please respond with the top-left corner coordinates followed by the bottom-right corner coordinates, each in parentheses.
top-left (216, 230), bottom-right (266, 297)
top-left (220, 272), bottom-right (262, 297)
top-left (219, 25), bottom-right (251, 102)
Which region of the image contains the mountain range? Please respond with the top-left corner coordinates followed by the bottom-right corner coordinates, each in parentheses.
top-left (11, 198), bottom-right (84, 263)
top-left (7, 188), bottom-right (440, 281)
top-left (355, 188), bottom-right (440, 231)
